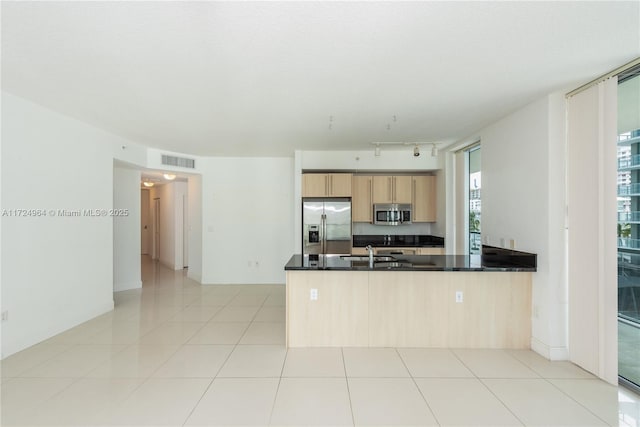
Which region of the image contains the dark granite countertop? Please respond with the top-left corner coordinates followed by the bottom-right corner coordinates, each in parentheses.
top-left (352, 234), bottom-right (444, 248)
top-left (285, 246), bottom-right (536, 272)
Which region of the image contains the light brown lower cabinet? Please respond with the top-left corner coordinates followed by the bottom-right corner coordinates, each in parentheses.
top-left (286, 270), bottom-right (531, 348)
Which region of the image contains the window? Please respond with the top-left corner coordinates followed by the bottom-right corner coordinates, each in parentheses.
top-left (617, 65), bottom-right (640, 391)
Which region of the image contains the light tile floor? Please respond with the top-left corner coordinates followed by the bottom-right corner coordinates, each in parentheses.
top-left (1, 258), bottom-right (640, 426)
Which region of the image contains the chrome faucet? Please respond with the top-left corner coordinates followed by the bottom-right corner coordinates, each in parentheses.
top-left (366, 245), bottom-right (374, 268)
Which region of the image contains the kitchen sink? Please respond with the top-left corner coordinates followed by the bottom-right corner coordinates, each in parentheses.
top-left (340, 255), bottom-right (396, 262)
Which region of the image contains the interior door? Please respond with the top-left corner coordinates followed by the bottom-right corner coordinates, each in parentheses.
top-left (140, 189), bottom-right (150, 255)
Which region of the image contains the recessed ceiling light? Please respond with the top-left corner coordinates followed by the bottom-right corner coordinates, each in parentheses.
top-left (143, 181), bottom-right (154, 187)
top-left (163, 173), bottom-right (176, 180)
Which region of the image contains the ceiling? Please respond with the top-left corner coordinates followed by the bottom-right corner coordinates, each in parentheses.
top-left (2, 1), bottom-right (639, 157)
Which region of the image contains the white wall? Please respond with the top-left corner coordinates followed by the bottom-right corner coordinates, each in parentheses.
top-left (187, 175), bottom-right (203, 283)
top-left (474, 93), bottom-right (568, 359)
top-left (0, 92), bottom-right (148, 357)
top-left (200, 157), bottom-right (294, 284)
top-left (113, 165), bottom-right (142, 292)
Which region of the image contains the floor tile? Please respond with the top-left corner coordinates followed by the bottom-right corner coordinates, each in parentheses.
top-left (185, 378), bottom-right (279, 426)
top-left (239, 322), bottom-right (285, 344)
top-left (19, 345), bottom-right (126, 378)
top-left (254, 306), bottom-right (285, 322)
top-left (204, 285), bottom-right (242, 296)
top-left (139, 322), bottom-right (205, 345)
top-left (1, 377), bottom-right (75, 425)
top-left (188, 322), bottom-right (250, 344)
top-left (168, 305), bottom-right (223, 322)
top-left (483, 378), bottom-right (608, 426)
top-left (282, 348), bottom-right (345, 377)
top-left (87, 345), bottom-right (180, 378)
top-left (262, 294), bottom-right (286, 306)
top-left (190, 294), bottom-right (235, 306)
top-left (218, 345), bottom-right (286, 377)
top-left (348, 378), bottom-right (437, 426)
top-left (415, 378), bottom-right (523, 426)
top-left (453, 349), bottom-right (539, 378)
top-left (619, 386), bottom-right (640, 427)
top-left (508, 350), bottom-right (596, 378)
top-left (397, 348), bottom-right (474, 378)
top-left (549, 379), bottom-right (620, 426)
top-left (1, 343), bottom-right (72, 378)
top-left (16, 378), bottom-right (144, 426)
top-left (107, 378), bottom-right (211, 426)
top-left (228, 293), bottom-right (268, 307)
top-left (210, 306), bottom-right (260, 322)
top-left (343, 348), bottom-right (409, 377)
top-left (153, 345), bottom-right (234, 378)
top-left (83, 324), bottom-right (149, 345)
top-left (271, 378), bottom-right (353, 426)
top-left (43, 322), bottom-right (107, 345)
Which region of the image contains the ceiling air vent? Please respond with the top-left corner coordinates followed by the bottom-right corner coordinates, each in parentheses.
top-left (161, 154), bottom-right (195, 169)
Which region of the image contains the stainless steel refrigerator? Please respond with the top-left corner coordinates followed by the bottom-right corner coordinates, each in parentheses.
top-left (302, 198), bottom-right (351, 255)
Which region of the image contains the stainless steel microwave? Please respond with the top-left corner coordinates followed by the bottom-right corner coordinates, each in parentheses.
top-left (373, 203), bottom-right (412, 225)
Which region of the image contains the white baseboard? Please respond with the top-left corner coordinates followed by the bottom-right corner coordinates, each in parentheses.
top-left (531, 337), bottom-right (569, 361)
top-left (113, 280), bottom-right (142, 292)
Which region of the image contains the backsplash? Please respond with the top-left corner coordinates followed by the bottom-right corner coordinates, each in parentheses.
top-left (353, 222), bottom-right (433, 236)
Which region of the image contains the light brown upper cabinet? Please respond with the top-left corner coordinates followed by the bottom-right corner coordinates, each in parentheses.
top-left (372, 176), bottom-right (412, 204)
top-left (412, 175), bottom-right (436, 222)
top-left (352, 175), bottom-right (373, 222)
top-left (302, 173), bottom-right (352, 197)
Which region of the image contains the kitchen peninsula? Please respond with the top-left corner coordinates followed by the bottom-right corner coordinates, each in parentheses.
top-left (284, 247), bottom-right (536, 349)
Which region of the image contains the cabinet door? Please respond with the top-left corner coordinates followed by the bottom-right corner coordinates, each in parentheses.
top-left (352, 175), bottom-right (373, 222)
top-left (372, 176), bottom-right (393, 204)
top-left (412, 176), bottom-right (436, 222)
top-left (302, 174), bottom-right (328, 197)
top-left (393, 176), bottom-right (412, 204)
top-left (328, 173), bottom-right (352, 197)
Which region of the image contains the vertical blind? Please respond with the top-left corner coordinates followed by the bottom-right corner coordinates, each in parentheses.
top-left (566, 77), bottom-right (618, 384)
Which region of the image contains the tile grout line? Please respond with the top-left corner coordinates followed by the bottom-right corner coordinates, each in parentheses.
top-left (451, 348), bottom-right (527, 426)
top-left (341, 347), bottom-right (357, 427)
top-left (394, 348), bottom-right (442, 427)
top-left (267, 315), bottom-right (289, 426)
top-left (543, 376), bottom-right (615, 426)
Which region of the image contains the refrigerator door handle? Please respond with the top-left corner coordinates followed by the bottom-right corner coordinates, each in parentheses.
top-left (321, 214), bottom-right (327, 254)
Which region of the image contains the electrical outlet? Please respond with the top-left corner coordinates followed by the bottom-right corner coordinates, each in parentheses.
top-left (509, 239), bottom-right (516, 249)
top-left (310, 288), bottom-right (318, 301)
top-left (1, 310), bottom-right (8, 322)
top-left (455, 291), bottom-right (463, 303)
top-left (500, 238), bottom-right (505, 248)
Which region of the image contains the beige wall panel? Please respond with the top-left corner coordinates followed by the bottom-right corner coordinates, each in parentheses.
top-left (369, 272), bottom-right (449, 347)
top-left (286, 271), bottom-right (368, 347)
